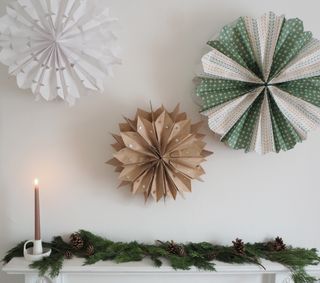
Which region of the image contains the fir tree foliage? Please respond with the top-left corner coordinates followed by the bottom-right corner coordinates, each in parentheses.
top-left (2, 231), bottom-right (320, 283)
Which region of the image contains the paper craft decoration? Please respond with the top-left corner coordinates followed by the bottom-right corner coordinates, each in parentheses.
top-left (107, 104), bottom-right (212, 202)
top-left (196, 12), bottom-right (320, 154)
top-left (0, 0), bottom-right (120, 106)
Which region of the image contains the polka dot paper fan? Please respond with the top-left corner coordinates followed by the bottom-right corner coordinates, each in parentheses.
top-left (196, 12), bottom-right (320, 154)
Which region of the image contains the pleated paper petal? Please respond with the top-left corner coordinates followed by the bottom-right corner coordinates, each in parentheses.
top-left (107, 105), bottom-right (213, 202)
top-left (196, 12), bottom-right (320, 154)
top-left (0, 0), bottom-right (120, 105)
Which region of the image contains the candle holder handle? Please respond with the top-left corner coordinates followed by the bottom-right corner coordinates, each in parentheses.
top-left (23, 240), bottom-right (51, 261)
top-left (23, 240), bottom-right (33, 254)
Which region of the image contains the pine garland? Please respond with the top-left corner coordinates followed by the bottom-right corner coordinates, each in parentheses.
top-left (2, 230), bottom-right (320, 283)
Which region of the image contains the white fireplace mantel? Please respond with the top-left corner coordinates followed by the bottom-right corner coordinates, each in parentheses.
top-left (3, 257), bottom-right (320, 283)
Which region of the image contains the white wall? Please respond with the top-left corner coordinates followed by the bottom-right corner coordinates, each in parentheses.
top-left (1, 0), bottom-right (320, 282)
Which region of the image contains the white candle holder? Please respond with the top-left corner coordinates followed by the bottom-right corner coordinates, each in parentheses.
top-left (23, 240), bottom-right (51, 261)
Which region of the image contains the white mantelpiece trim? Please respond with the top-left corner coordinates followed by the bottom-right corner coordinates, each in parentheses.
top-left (3, 258), bottom-right (320, 283)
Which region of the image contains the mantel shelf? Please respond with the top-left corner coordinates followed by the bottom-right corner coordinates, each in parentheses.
top-left (3, 258), bottom-right (320, 283)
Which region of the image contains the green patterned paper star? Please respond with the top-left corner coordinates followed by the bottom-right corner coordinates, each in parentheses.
top-left (196, 12), bottom-right (320, 154)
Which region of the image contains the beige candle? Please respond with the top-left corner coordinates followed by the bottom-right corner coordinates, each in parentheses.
top-left (34, 179), bottom-right (41, 241)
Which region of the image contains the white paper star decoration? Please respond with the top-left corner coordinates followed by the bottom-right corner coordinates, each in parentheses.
top-left (0, 0), bottom-right (120, 105)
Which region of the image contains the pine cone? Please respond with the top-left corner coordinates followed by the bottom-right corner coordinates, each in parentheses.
top-left (205, 251), bottom-right (216, 261)
top-left (232, 238), bottom-right (245, 255)
top-left (166, 241), bottom-right (177, 254)
top-left (176, 245), bottom-right (187, 257)
top-left (166, 241), bottom-right (186, 257)
top-left (70, 233), bottom-right (84, 250)
top-left (273, 237), bottom-right (286, 251)
top-left (64, 250), bottom-right (73, 259)
top-left (86, 244), bottom-right (95, 256)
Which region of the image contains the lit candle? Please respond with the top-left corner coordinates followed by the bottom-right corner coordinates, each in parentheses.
top-left (34, 179), bottom-right (41, 241)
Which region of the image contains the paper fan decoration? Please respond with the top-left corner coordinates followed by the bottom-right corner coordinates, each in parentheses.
top-left (107, 104), bottom-right (212, 202)
top-left (0, 0), bottom-right (120, 105)
top-left (196, 12), bottom-right (320, 154)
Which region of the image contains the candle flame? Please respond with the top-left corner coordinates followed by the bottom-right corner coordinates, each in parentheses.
top-left (34, 178), bottom-right (39, 186)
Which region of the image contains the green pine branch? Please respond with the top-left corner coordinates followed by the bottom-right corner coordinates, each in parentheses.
top-left (2, 231), bottom-right (319, 283)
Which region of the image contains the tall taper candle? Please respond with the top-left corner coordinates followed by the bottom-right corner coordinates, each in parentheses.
top-left (34, 179), bottom-right (41, 241)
